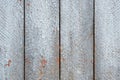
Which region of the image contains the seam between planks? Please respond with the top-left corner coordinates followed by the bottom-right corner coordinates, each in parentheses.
top-left (23, 0), bottom-right (26, 80)
top-left (93, 0), bottom-right (95, 80)
top-left (59, 0), bottom-right (61, 80)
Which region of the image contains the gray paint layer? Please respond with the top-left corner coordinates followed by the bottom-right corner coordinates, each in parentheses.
top-left (61, 0), bottom-right (93, 80)
top-left (25, 0), bottom-right (59, 80)
top-left (95, 0), bottom-right (120, 80)
top-left (0, 0), bottom-right (24, 80)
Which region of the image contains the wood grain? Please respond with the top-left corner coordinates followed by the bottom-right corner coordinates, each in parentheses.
top-left (95, 0), bottom-right (120, 80)
top-left (60, 0), bottom-right (93, 80)
top-left (0, 0), bottom-right (24, 80)
top-left (25, 0), bottom-right (59, 80)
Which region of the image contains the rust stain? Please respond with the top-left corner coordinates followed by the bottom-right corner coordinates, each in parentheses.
top-left (60, 47), bottom-right (63, 53)
top-left (56, 57), bottom-right (65, 65)
top-left (56, 58), bottom-right (59, 64)
top-left (41, 58), bottom-right (47, 68)
top-left (5, 60), bottom-right (12, 67)
top-left (25, 58), bottom-right (31, 64)
top-left (38, 71), bottom-right (44, 80)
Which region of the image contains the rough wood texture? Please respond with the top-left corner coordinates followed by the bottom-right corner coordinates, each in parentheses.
top-left (61, 0), bottom-right (93, 80)
top-left (25, 0), bottom-right (59, 80)
top-left (0, 0), bottom-right (24, 80)
top-left (95, 0), bottom-right (120, 80)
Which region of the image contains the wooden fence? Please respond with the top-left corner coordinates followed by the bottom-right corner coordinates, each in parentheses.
top-left (0, 0), bottom-right (120, 80)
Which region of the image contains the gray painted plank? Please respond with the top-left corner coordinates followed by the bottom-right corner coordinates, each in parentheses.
top-left (0, 0), bottom-right (24, 80)
top-left (61, 0), bottom-right (93, 80)
top-left (25, 0), bottom-right (59, 80)
top-left (95, 0), bottom-right (120, 80)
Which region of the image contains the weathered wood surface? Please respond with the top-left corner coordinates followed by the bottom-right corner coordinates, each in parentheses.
top-left (60, 0), bottom-right (93, 80)
top-left (0, 0), bottom-right (24, 80)
top-left (95, 0), bottom-right (120, 80)
top-left (25, 0), bottom-right (59, 80)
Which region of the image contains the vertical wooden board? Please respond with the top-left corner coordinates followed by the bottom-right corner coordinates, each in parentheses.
top-left (95, 0), bottom-right (120, 80)
top-left (25, 0), bottom-right (59, 80)
top-left (61, 0), bottom-right (93, 80)
top-left (0, 0), bottom-right (24, 80)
